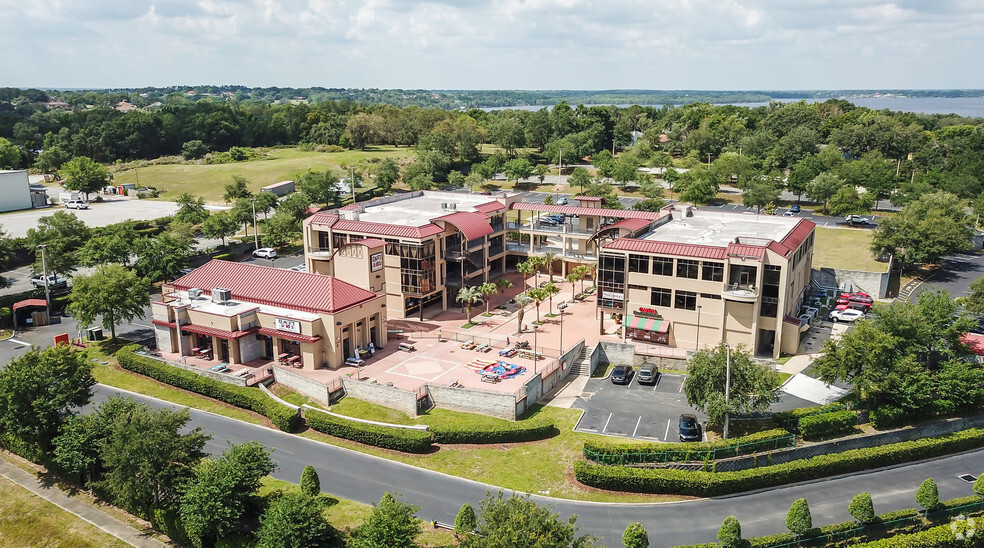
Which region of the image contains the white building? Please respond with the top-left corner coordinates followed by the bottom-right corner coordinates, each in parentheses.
top-left (0, 170), bottom-right (35, 212)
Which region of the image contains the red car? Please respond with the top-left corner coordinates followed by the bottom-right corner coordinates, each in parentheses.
top-left (836, 292), bottom-right (873, 310)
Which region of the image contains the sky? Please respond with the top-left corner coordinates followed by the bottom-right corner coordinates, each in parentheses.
top-left (3, 0), bottom-right (984, 90)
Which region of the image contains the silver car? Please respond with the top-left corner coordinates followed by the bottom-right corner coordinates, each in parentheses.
top-left (637, 363), bottom-right (659, 385)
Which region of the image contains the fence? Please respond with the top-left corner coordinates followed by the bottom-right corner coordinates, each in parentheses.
top-left (583, 434), bottom-right (797, 465)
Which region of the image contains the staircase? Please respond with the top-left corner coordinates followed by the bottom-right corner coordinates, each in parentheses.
top-left (568, 346), bottom-right (592, 377)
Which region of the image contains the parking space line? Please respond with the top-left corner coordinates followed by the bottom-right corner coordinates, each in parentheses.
top-left (664, 419), bottom-right (671, 440)
top-left (601, 412), bottom-right (612, 434)
top-left (678, 380), bottom-right (684, 393)
top-left (631, 416), bottom-right (641, 437)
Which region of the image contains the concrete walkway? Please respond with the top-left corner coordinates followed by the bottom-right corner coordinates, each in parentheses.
top-left (0, 460), bottom-right (167, 548)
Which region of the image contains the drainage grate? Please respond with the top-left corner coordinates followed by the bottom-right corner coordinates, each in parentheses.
top-left (958, 474), bottom-right (977, 483)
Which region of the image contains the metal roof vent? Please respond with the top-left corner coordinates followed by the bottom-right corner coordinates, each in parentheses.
top-left (212, 288), bottom-right (232, 303)
top-left (188, 288), bottom-right (203, 299)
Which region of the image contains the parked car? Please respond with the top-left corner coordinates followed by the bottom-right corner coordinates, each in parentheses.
top-left (636, 363), bottom-right (659, 385)
top-left (844, 215), bottom-right (871, 225)
top-left (835, 292), bottom-right (873, 310)
top-left (610, 365), bottom-right (634, 385)
top-left (65, 200), bottom-right (89, 210)
top-left (790, 204), bottom-right (801, 213)
top-left (30, 274), bottom-right (68, 289)
top-left (252, 247), bottom-right (278, 259)
top-left (679, 414), bottom-right (703, 442)
top-left (783, 210), bottom-right (796, 217)
top-left (557, 197), bottom-right (569, 205)
top-left (829, 308), bottom-right (866, 322)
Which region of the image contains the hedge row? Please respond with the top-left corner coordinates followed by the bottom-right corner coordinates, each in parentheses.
top-left (304, 409), bottom-right (433, 453)
top-left (850, 523), bottom-right (973, 548)
top-left (574, 426), bottom-right (984, 497)
top-left (800, 409), bottom-right (858, 441)
top-left (582, 428), bottom-right (793, 464)
top-left (429, 419), bottom-right (555, 444)
top-left (773, 402), bottom-right (848, 432)
top-left (116, 346), bottom-right (301, 432)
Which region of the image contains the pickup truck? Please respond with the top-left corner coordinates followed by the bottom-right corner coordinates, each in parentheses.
top-left (30, 275), bottom-right (68, 289)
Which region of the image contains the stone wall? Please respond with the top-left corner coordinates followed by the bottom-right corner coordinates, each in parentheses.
top-left (814, 259), bottom-right (892, 299)
top-left (427, 384), bottom-right (517, 420)
top-left (633, 354), bottom-right (687, 370)
top-left (541, 340), bottom-right (586, 395)
top-left (596, 341), bottom-right (635, 368)
top-left (272, 366), bottom-right (331, 405)
top-left (341, 377), bottom-right (419, 417)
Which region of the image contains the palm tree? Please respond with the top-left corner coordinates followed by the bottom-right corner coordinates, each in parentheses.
top-left (516, 260), bottom-right (536, 289)
top-left (479, 282), bottom-right (497, 315)
top-left (574, 265), bottom-right (592, 293)
top-left (543, 281), bottom-right (561, 315)
top-left (566, 271), bottom-right (581, 300)
top-left (530, 255), bottom-right (548, 283)
top-left (514, 294), bottom-right (533, 333)
top-left (586, 262), bottom-right (598, 289)
top-left (456, 286), bottom-right (482, 324)
top-left (541, 251), bottom-right (559, 282)
top-left (527, 287), bottom-right (549, 323)
top-left (495, 278), bottom-right (513, 298)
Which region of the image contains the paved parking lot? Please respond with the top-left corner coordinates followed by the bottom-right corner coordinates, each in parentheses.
top-left (573, 372), bottom-right (706, 442)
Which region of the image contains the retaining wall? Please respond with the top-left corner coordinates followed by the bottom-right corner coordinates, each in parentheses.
top-left (167, 359), bottom-right (248, 386)
top-left (340, 377), bottom-right (419, 417)
top-left (272, 366), bottom-right (331, 405)
top-left (813, 258), bottom-right (892, 299)
top-left (427, 384), bottom-right (517, 420)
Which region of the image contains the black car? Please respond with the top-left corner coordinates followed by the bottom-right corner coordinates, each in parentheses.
top-left (679, 414), bottom-right (703, 442)
top-left (610, 365), bottom-right (633, 385)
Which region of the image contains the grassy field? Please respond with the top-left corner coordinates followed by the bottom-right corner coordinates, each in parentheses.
top-left (111, 146), bottom-right (414, 203)
top-left (812, 226), bottom-right (886, 272)
top-left (0, 476), bottom-right (133, 548)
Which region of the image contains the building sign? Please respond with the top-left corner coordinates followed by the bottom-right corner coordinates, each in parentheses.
top-left (275, 318), bottom-right (301, 334)
top-left (601, 291), bottom-right (624, 301)
top-left (636, 307), bottom-right (663, 318)
top-left (370, 252), bottom-right (383, 272)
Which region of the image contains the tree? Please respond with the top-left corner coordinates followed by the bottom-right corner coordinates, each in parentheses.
top-left (479, 282), bottom-right (498, 315)
top-left (456, 286), bottom-right (482, 323)
top-left (786, 498), bottom-right (813, 536)
top-left (717, 516), bottom-right (742, 547)
top-left (346, 113), bottom-right (383, 150)
top-left (542, 251), bottom-right (560, 282)
top-left (574, 265), bottom-right (592, 293)
top-left (256, 491), bottom-right (339, 548)
top-left (633, 198), bottom-right (666, 212)
top-left (374, 158), bottom-right (400, 193)
top-left (495, 278), bottom-right (513, 298)
top-left (514, 294), bottom-right (533, 333)
top-left (352, 492), bottom-right (420, 548)
top-left (298, 169), bottom-right (342, 206)
top-left (180, 441), bottom-right (275, 546)
top-left (174, 192), bottom-right (209, 225)
top-left (612, 154), bottom-right (641, 187)
top-left (849, 492), bottom-right (875, 524)
top-left (0, 345), bottom-right (95, 455)
top-left (53, 397), bottom-right (140, 486)
top-left (916, 478), bottom-right (940, 512)
top-left (254, 190), bottom-right (279, 221)
top-left (566, 271), bottom-right (581, 300)
top-left (827, 186), bottom-right (875, 217)
top-left (543, 281), bottom-right (561, 315)
top-left (455, 503), bottom-right (477, 536)
top-left (78, 222), bottom-right (138, 267)
top-left (133, 233), bottom-right (192, 284)
top-left (805, 172), bottom-right (844, 214)
top-left (527, 287), bottom-right (549, 323)
top-left (62, 156), bottom-right (109, 199)
top-left (67, 265), bottom-right (150, 339)
top-left (569, 167), bottom-right (591, 194)
top-left (676, 175), bottom-right (717, 205)
top-left (96, 405), bottom-right (210, 517)
top-left (504, 157), bottom-right (533, 183)
top-left (974, 472), bottom-right (984, 497)
top-left (517, 259), bottom-right (536, 289)
top-left (223, 175), bottom-right (252, 203)
top-left (0, 137), bottom-right (22, 169)
top-left (202, 211), bottom-right (239, 246)
top-left (263, 209), bottom-right (303, 247)
top-left (742, 177), bottom-right (781, 212)
top-left (460, 491), bottom-right (596, 548)
top-left (448, 170), bottom-right (466, 188)
top-left (871, 191), bottom-right (973, 270)
top-left (26, 211), bottom-right (91, 277)
top-left (533, 164), bottom-right (549, 185)
top-left (622, 522), bottom-right (649, 548)
top-left (683, 343), bottom-right (781, 432)
top-left (300, 465), bottom-right (321, 497)
top-left (181, 139), bottom-right (209, 160)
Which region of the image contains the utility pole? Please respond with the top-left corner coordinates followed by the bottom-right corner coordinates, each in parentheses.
top-left (250, 198), bottom-right (259, 250)
top-left (723, 343), bottom-right (732, 440)
top-left (37, 244), bottom-right (50, 308)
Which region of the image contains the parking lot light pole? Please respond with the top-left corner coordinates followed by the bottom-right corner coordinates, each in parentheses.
top-left (533, 325), bottom-right (538, 374)
top-left (37, 244), bottom-right (50, 308)
top-left (250, 198), bottom-right (259, 251)
top-left (723, 342), bottom-right (732, 440)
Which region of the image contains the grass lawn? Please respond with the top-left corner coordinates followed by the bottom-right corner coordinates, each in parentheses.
top-left (812, 227), bottom-right (886, 272)
top-left (270, 384), bottom-right (328, 410)
top-left (111, 146), bottom-right (414, 203)
top-left (0, 475), bottom-right (133, 548)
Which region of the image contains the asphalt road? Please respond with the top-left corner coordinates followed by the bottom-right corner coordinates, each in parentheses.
top-left (920, 252), bottom-right (984, 301)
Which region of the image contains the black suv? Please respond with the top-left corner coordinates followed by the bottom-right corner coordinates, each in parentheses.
top-left (679, 414), bottom-right (703, 442)
top-left (610, 365), bottom-right (633, 385)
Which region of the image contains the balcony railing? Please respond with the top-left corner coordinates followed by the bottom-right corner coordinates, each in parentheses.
top-left (723, 283), bottom-right (758, 301)
top-left (307, 246), bottom-right (332, 256)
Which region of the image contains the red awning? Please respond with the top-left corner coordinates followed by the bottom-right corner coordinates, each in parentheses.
top-left (12, 299), bottom-right (47, 311)
top-left (623, 315), bottom-right (670, 333)
top-left (180, 324), bottom-right (255, 340)
top-left (257, 327), bottom-right (322, 343)
top-left (432, 211), bottom-right (495, 241)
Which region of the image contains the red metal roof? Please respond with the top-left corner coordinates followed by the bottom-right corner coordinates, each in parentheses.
top-left (152, 319), bottom-right (177, 328)
top-left (330, 218), bottom-right (444, 239)
top-left (257, 327), bottom-right (323, 343)
top-left (775, 219), bottom-right (816, 256)
top-left (12, 298), bottom-right (47, 311)
top-left (308, 212), bottom-right (338, 226)
top-left (178, 323), bottom-right (255, 340)
top-left (574, 195), bottom-right (603, 202)
top-left (474, 201), bottom-right (505, 213)
top-left (432, 211), bottom-right (495, 240)
top-left (726, 244), bottom-right (766, 261)
top-left (172, 260), bottom-right (379, 314)
top-left (510, 202), bottom-right (665, 220)
top-left (342, 238), bottom-right (387, 249)
top-left (603, 238), bottom-right (727, 259)
top-left (607, 218), bottom-right (653, 232)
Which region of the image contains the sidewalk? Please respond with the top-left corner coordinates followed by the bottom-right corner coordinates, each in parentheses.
top-left (0, 459), bottom-right (167, 548)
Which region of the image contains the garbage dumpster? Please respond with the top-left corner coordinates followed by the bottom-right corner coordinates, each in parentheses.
top-left (87, 327), bottom-right (104, 341)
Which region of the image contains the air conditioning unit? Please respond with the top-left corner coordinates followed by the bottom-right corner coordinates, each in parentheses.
top-left (450, 203), bottom-right (457, 210)
top-left (188, 288), bottom-right (203, 299)
top-left (212, 288), bottom-right (232, 303)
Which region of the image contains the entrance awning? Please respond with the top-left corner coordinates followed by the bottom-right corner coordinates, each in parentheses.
top-left (180, 323), bottom-right (255, 340)
top-left (623, 314), bottom-right (670, 333)
top-left (257, 327), bottom-right (322, 343)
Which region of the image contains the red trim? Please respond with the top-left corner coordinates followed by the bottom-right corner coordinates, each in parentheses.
top-left (510, 202), bottom-right (665, 220)
top-left (342, 238), bottom-right (387, 249)
top-left (152, 318), bottom-right (177, 328)
top-left (603, 238), bottom-right (728, 259)
top-left (12, 299), bottom-right (47, 311)
top-left (257, 327), bottom-right (323, 343)
top-left (432, 211), bottom-right (495, 240)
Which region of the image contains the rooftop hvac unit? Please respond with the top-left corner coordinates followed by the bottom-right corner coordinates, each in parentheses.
top-left (450, 203), bottom-right (457, 210)
top-left (188, 288), bottom-right (203, 299)
top-left (441, 202), bottom-right (448, 209)
top-left (212, 288), bottom-right (232, 303)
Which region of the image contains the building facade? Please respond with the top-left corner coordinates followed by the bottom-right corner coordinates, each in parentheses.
top-left (0, 170), bottom-right (37, 212)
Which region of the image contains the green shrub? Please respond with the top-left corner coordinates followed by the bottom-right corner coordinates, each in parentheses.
top-left (916, 478), bottom-right (939, 511)
top-left (976, 473), bottom-right (984, 497)
top-left (849, 492), bottom-right (875, 524)
top-left (455, 504), bottom-right (476, 534)
top-left (429, 419), bottom-right (554, 444)
top-left (582, 428), bottom-right (793, 465)
top-left (622, 522), bottom-right (649, 548)
top-left (304, 409), bottom-right (432, 453)
top-left (212, 253), bottom-right (231, 261)
top-left (849, 523), bottom-right (968, 548)
top-left (300, 465), bottom-right (320, 497)
top-left (786, 498), bottom-right (812, 536)
top-left (0, 306), bottom-right (10, 329)
top-left (799, 409), bottom-right (857, 440)
top-left (116, 346), bottom-right (300, 432)
top-left (573, 426), bottom-right (984, 497)
top-left (773, 402), bottom-right (848, 432)
top-left (717, 516), bottom-right (741, 547)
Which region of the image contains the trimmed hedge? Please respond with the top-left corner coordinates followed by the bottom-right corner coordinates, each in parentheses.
top-left (800, 409), bottom-right (858, 441)
top-left (305, 409), bottom-right (433, 453)
top-left (582, 428), bottom-right (793, 465)
top-left (850, 523), bottom-right (970, 548)
top-left (574, 426), bottom-right (984, 497)
top-left (773, 402), bottom-right (848, 433)
top-left (429, 419), bottom-right (555, 444)
top-left (116, 346), bottom-right (300, 432)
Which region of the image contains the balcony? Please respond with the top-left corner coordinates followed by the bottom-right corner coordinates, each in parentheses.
top-left (307, 246), bottom-right (333, 258)
top-left (722, 283), bottom-right (759, 302)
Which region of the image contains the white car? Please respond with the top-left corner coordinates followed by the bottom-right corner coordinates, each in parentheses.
top-left (829, 308), bottom-right (865, 322)
top-left (844, 215), bottom-right (871, 225)
top-left (252, 247), bottom-right (278, 259)
top-left (65, 200), bottom-right (89, 210)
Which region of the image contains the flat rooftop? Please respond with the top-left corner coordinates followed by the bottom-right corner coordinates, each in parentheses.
top-left (643, 209), bottom-right (801, 247)
top-left (357, 191), bottom-right (504, 226)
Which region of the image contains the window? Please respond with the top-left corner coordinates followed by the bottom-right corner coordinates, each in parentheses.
top-left (675, 290), bottom-right (697, 310)
top-left (651, 287), bottom-right (671, 307)
top-left (628, 284), bottom-right (648, 291)
top-left (701, 261), bottom-right (724, 282)
top-left (628, 254), bottom-right (650, 274)
top-left (700, 293), bottom-right (722, 300)
top-left (763, 265), bottom-right (781, 300)
top-left (653, 257), bottom-right (674, 276)
top-left (677, 259), bottom-right (699, 279)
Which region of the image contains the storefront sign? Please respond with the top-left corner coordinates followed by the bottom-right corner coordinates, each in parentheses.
top-left (636, 307), bottom-right (663, 318)
top-left (601, 291), bottom-right (624, 301)
top-left (370, 252), bottom-right (383, 272)
top-left (275, 318), bottom-right (301, 334)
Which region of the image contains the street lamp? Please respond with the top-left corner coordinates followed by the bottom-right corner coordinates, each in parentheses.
top-left (350, 166), bottom-right (357, 204)
top-left (723, 342), bottom-right (732, 440)
top-left (250, 198), bottom-right (259, 251)
top-left (37, 244), bottom-right (50, 308)
top-left (559, 304), bottom-right (564, 355)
